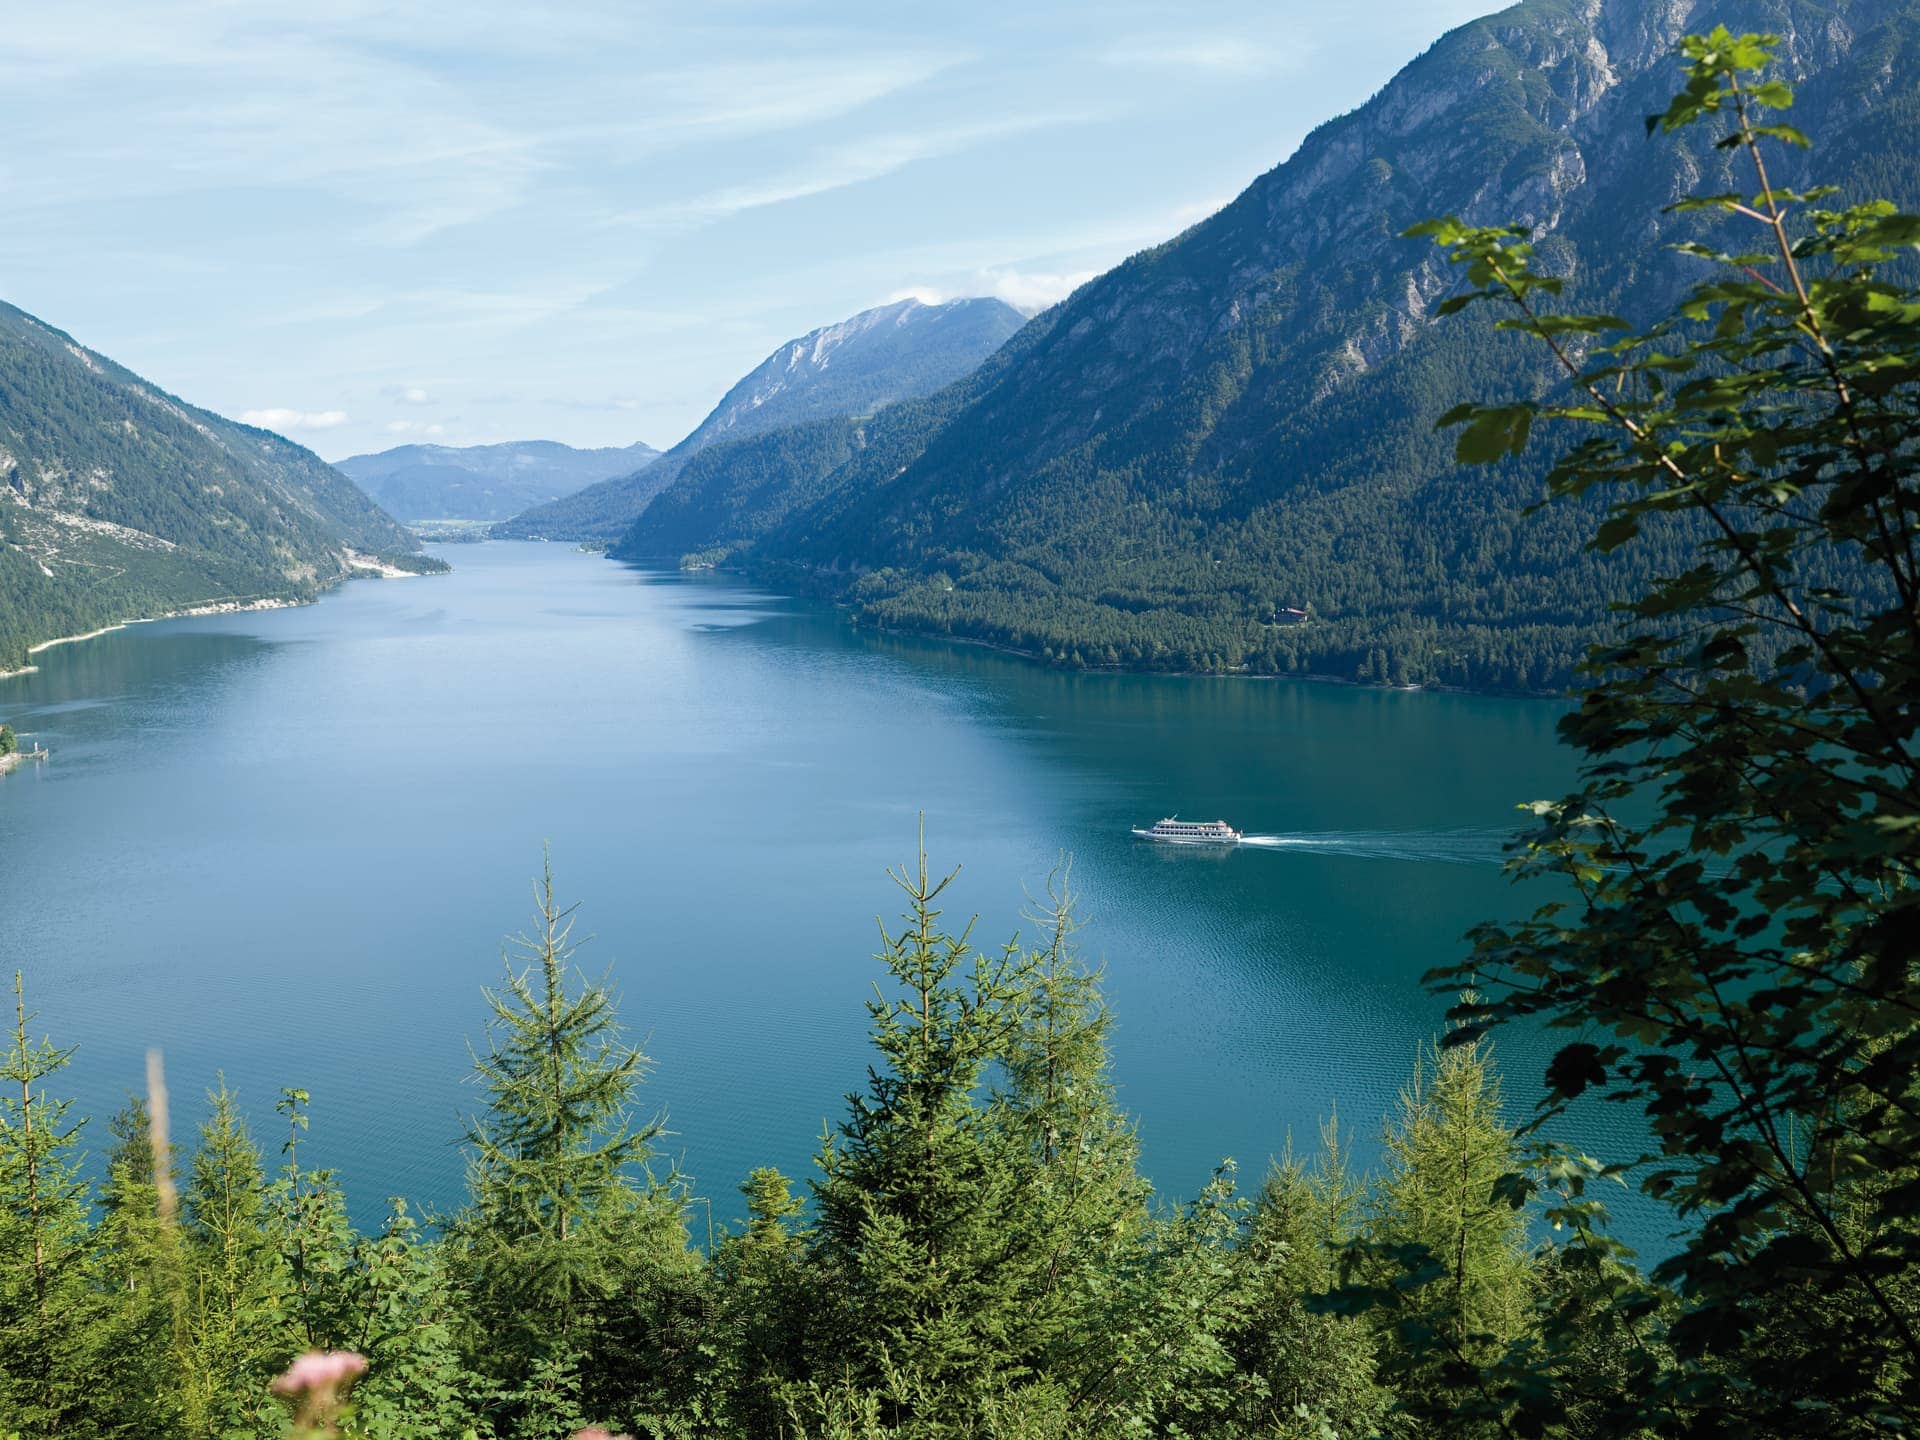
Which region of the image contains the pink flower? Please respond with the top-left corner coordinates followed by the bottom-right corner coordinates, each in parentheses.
top-left (271, 1350), bottom-right (369, 1396)
top-left (572, 1430), bottom-right (635, 1440)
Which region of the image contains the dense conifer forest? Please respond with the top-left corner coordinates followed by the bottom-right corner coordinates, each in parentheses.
top-left (6, 22), bottom-right (1920, 1440)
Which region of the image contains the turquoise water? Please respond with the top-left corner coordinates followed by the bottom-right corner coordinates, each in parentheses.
top-left (0, 543), bottom-right (1649, 1243)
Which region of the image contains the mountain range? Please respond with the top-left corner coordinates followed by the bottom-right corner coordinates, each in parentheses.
top-left (611, 0), bottom-right (1920, 691)
top-left (335, 440), bottom-right (660, 523)
top-left (0, 302), bottom-right (437, 672)
top-left (493, 296), bottom-right (1025, 542)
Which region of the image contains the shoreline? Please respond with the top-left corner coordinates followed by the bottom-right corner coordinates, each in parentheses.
top-left (0, 556), bottom-right (442, 683)
top-left (611, 549), bottom-right (1564, 700)
top-left (0, 746), bottom-right (47, 779)
top-left (624, 551), bottom-right (1557, 701)
top-left (0, 596), bottom-right (302, 683)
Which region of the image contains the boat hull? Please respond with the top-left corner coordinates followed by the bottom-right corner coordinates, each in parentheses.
top-left (1131, 829), bottom-right (1241, 846)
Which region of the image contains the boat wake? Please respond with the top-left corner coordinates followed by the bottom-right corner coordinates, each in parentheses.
top-left (1237, 827), bottom-right (1514, 868)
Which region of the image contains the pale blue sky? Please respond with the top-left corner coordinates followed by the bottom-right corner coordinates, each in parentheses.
top-left (1, 0), bottom-right (1497, 459)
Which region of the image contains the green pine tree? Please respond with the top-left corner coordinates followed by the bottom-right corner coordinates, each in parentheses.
top-left (808, 833), bottom-right (1034, 1425)
top-left (1204, 1121), bottom-right (1388, 1439)
top-left (271, 1088), bottom-right (362, 1353)
top-left (93, 1095), bottom-right (189, 1439)
top-left (710, 1168), bottom-right (819, 1436)
top-left (992, 863), bottom-right (1151, 1392)
top-left (1350, 1036), bottom-right (1533, 1435)
top-left (0, 973), bottom-right (110, 1438)
top-left (181, 1077), bottom-right (290, 1437)
top-left (451, 851), bottom-right (685, 1420)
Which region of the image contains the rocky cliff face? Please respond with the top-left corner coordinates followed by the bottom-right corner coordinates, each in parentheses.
top-left (865, 0), bottom-right (1885, 490)
top-left (688, 297), bottom-right (1026, 448)
top-left (735, 0), bottom-right (1920, 688)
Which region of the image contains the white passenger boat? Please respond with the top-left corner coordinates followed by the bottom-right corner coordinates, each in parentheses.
top-left (1131, 817), bottom-right (1242, 845)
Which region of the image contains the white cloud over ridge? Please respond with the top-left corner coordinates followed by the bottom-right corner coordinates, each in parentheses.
top-left (887, 268), bottom-right (1095, 314)
top-left (242, 408), bottom-right (349, 432)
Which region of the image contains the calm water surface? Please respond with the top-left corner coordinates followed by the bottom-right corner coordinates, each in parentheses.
top-left (1, 544), bottom-right (1651, 1241)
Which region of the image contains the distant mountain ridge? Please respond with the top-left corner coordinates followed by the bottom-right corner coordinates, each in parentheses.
top-left (493, 296), bottom-right (1024, 542)
top-left (0, 300), bottom-right (435, 670)
top-left (612, 0), bottom-right (1920, 691)
top-left (336, 439), bottom-right (659, 522)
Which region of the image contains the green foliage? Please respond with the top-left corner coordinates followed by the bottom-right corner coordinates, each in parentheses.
top-left (94, 1095), bottom-right (189, 1438)
top-left (1320, 1037), bottom-right (1534, 1436)
top-left (0, 974), bottom-right (112, 1438)
top-left (18, 20), bottom-right (1920, 1440)
top-left (0, 726), bottom-right (14, 756)
top-left (182, 1078), bottom-right (292, 1436)
top-left (807, 836), bottom-right (1040, 1416)
top-left (1390, 21), bottom-right (1920, 1436)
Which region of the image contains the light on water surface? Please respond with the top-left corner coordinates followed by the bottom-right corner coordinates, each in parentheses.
top-left (0, 544), bottom-right (1663, 1249)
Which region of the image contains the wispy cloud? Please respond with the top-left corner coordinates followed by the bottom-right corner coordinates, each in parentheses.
top-left (551, 394), bottom-right (650, 413)
top-left (382, 419), bottom-right (446, 436)
top-left (0, 0), bottom-right (1445, 456)
top-left (0, 9), bottom-right (963, 249)
top-left (242, 408), bottom-right (349, 432)
top-left (626, 115), bottom-right (1082, 228)
top-left (1099, 35), bottom-right (1290, 76)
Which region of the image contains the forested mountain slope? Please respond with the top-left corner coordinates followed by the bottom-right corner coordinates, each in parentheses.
top-left (645, 0), bottom-right (1920, 691)
top-left (336, 439), bottom-right (659, 522)
top-left (494, 297), bottom-right (1024, 542)
top-left (0, 301), bottom-right (436, 670)
top-left (611, 320), bottom-right (1057, 566)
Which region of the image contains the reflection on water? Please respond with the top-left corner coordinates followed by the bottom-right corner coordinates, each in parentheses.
top-left (0, 544), bottom-right (1667, 1250)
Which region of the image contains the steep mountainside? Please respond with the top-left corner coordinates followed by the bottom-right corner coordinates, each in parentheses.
top-left (613, 418), bottom-right (858, 566)
top-left (336, 439), bottom-right (659, 522)
top-left (611, 327), bottom-right (1053, 567)
top-left (646, 0), bottom-right (1920, 690)
top-left (0, 301), bottom-right (437, 670)
top-left (494, 297), bottom-right (1024, 542)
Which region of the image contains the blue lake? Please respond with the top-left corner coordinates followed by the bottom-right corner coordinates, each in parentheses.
top-left (0, 543), bottom-right (1654, 1244)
